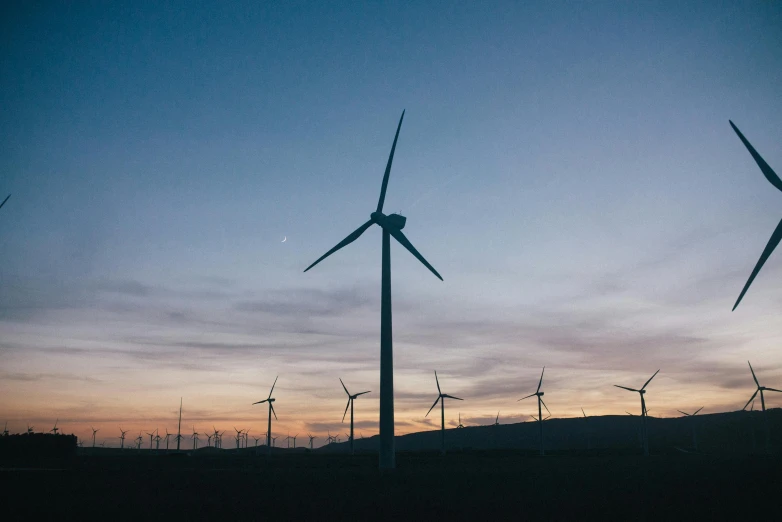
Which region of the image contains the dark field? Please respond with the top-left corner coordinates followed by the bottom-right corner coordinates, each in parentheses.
top-left (2, 451), bottom-right (780, 520)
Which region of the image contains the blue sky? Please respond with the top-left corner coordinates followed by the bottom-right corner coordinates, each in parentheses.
top-left (1, 1), bottom-right (781, 445)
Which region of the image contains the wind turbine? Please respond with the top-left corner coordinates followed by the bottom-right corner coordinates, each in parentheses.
top-left (176, 398), bottom-right (183, 451)
top-left (119, 427), bottom-right (128, 449)
top-left (49, 419), bottom-right (59, 435)
top-left (494, 412), bottom-right (500, 426)
top-left (146, 430), bottom-right (156, 450)
top-left (233, 427), bottom-right (243, 449)
top-left (252, 376), bottom-right (278, 456)
top-left (677, 407), bottom-right (704, 452)
top-left (271, 435), bottom-right (278, 447)
top-left (292, 434), bottom-right (299, 449)
top-left (614, 369), bottom-right (659, 456)
top-left (253, 436), bottom-right (261, 447)
top-left (425, 371), bottom-right (463, 456)
top-left (26, 424), bottom-right (34, 434)
top-left (304, 111), bottom-right (443, 470)
top-left (728, 121), bottom-right (782, 310)
top-left (286, 431), bottom-right (291, 449)
top-left (0, 194), bottom-right (9, 211)
top-left (518, 367), bottom-right (549, 456)
top-left (340, 378), bottom-right (371, 455)
top-left (135, 432), bottom-right (143, 450)
top-left (457, 413), bottom-right (465, 428)
top-left (3, 422), bottom-right (9, 436)
top-left (191, 427), bottom-right (199, 450)
top-left (308, 434), bottom-right (316, 450)
top-left (91, 427), bottom-right (99, 448)
top-left (164, 429), bottom-right (171, 451)
top-left (154, 432), bottom-right (161, 451)
top-left (743, 361), bottom-right (781, 453)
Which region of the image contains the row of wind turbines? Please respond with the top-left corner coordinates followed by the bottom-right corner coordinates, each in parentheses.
top-left (300, 112), bottom-right (782, 469)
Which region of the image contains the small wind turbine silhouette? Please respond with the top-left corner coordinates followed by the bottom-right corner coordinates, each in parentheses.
top-left (425, 371), bottom-right (463, 456)
top-left (518, 367), bottom-right (549, 456)
top-left (728, 121), bottom-right (782, 310)
top-left (677, 407), bottom-right (704, 452)
top-left (304, 111), bottom-right (443, 470)
top-left (743, 361), bottom-right (781, 453)
top-left (27, 424), bottom-right (34, 434)
top-left (308, 434), bottom-right (316, 450)
top-left (457, 413), bottom-right (465, 428)
top-left (146, 430), bottom-right (156, 450)
top-left (339, 378), bottom-right (370, 455)
top-left (191, 427), bottom-right (199, 450)
top-left (49, 419), bottom-right (59, 435)
top-left (271, 435), bottom-right (278, 447)
top-left (292, 434), bottom-right (299, 449)
top-left (119, 427), bottom-right (128, 449)
top-left (135, 432), bottom-right (143, 450)
top-left (614, 369), bottom-right (659, 456)
top-left (91, 427), bottom-right (99, 448)
top-left (494, 412), bottom-right (500, 426)
top-left (253, 376), bottom-right (279, 455)
top-left (233, 427), bottom-right (243, 449)
top-left (3, 422), bottom-right (9, 436)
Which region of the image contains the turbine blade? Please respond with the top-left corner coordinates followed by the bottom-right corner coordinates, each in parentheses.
top-left (355, 391), bottom-right (371, 396)
top-left (0, 194), bottom-right (9, 210)
top-left (444, 395), bottom-right (464, 401)
top-left (518, 393), bottom-right (536, 401)
top-left (340, 378), bottom-right (350, 396)
top-left (342, 398), bottom-right (351, 422)
top-left (614, 385), bottom-right (639, 392)
top-left (677, 410), bottom-right (690, 416)
top-left (641, 369), bottom-right (660, 390)
top-left (435, 370), bottom-right (441, 394)
top-left (253, 399), bottom-right (269, 405)
top-left (425, 396), bottom-right (440, 417)
top-left (693, 407), bottom-right (704, 415)
top-left (729, 121), bottom-right (782, 193)
top-left (540, 398), bottom-right (550, 415)
top-left (269, 375), bottom-right (278, 399)
top-left (389, 228), bottom-right (443, 281)
top-left (765, 387), bottom-right (782, 393)
top-left (376, 110), bottom-right (405, 213)
top-left (748, 361), bottom-right (760, 387)
top-left (743, 389), bottom-right (759, 411)
top-left (271, 403), bottom-right (278, 420)
top-left (581, 407), bottom-right (586, 418)
top-left (304, 220), bottom-right (374, 273)
top-left (537, 367), bottom-right (545, 393)
top-left (733, 217), bottom-right (782, 311)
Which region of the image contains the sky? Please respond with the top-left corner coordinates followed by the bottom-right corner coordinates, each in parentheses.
top-left (1, 1), bottom-right (782, 447)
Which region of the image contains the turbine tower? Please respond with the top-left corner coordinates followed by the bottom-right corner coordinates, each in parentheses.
top-left (743, 361), bottom-right (781, 453)
top-left (677, 407), bottom-right (704, 451)
top-left (304, 111), bottom-right (443, 470)
top-left (425, 371), bottom-right (463, 456)
top-left (340, 378), bottom-right (371, 455)
top-left (614, 369), bottom-right (659, 456)
top-left (176, 398), bottom-right (183, 451)
top-left (518, 367), bottom-right (550, 456)
top-left (252, 376), bottom-right (278, 456)
top-left (729, 121), bottom-right (782, 310)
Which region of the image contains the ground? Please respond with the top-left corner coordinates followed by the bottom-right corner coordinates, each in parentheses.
top-left (2, 450), bottom-right (779, 520)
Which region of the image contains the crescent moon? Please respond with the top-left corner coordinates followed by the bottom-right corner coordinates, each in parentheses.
top-left (282, 236), bottom-right (287, 243)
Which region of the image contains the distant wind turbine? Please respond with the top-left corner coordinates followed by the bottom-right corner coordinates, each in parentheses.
top-left (743, 361), bottom-right (781, 453)
top-left (146, 430), bottom-right (156, 450)
top-left (614, 369), bottom-right (659, 456)
top-left (677, 407), bottom-right (704, 452)
top-left (191, 427), bottom-right (199, 450)
top-left (457, 413), bottom-right (465, 428)
top-left (518, 367), bottom-right (549, 456)
top-left (119, 427), bottom-right (128, 449)
top-left (304, 111), bottom-right (443, 470)
top-left (308, 434), bottom-right (316, 450)
top-left (339, 378), bottom-right (371, 455)
top-left (728, 121), bottom-right (782, 310)
top-left (425, 371), bottom-right (463, 456)
top-left (49, 419), bottom-right (59, 435)
top-left (91, 427), bottom-right (99, 448)
top-left (252, 376), bottom-right (279, 456)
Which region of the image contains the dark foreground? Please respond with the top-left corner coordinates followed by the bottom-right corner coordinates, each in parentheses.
top-left (2, 451), bottom-right (779, 521)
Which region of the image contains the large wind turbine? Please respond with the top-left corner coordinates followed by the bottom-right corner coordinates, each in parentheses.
top-left (252, 376), bottom-right (278, 455)
top-left (304, 111), bottom-right (443, 470)
top-left (743, 361), bottom-right (781, 453)
top-left (677, 407), bottom-right (704, 452)
top-left (614, 369), bottom-right (659, 456)
top-left (425, 371), bottom-right (463, 456)
top-left (729, 121), bottom-right (782, 310)
top-left (518, 367), bottom-right (549, 456)
top-left (340, 378), bottom-right (370, 455)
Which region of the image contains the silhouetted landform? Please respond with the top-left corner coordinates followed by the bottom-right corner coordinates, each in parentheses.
top-left (0, 433), bottom-right (77, 464)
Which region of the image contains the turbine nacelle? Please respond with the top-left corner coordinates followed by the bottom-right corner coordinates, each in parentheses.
top-left (370, 211), bottom-right (406, 230)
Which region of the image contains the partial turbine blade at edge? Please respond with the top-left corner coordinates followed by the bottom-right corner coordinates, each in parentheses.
top-left (340, 378), bottom-right (350, 396)
top-left (269, 375), bottom-right (278, 399)
top-left (435, 370), bottom-right (441, 394)
top-left (693, 407), bottom-right (704, 415)
top-left (765, 387), bottom-right (782, 393)
top-left (376, 110), bottom-right (405, 213)
top-left (389, 228), bottom-right (443, 281)
top-left (425, 396), bottom-right (441, 417)
top-left (304, 220), bottom-right (374, 273)
top-left (729, 121), bottom-right (782, 193)
top-left (743, 389), bottom-right (759, 411)
top-left (537, 367), bottom-right (545, 393)
top-left (733, 217), bottom-right (782, 311)
top-left (641, 369), bottom-right (660, 390)
top-left (0, 194), bottom-right (9, 210)
top-left (355, 391), bottom-right (371, 397)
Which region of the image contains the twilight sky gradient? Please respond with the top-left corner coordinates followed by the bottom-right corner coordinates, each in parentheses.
top-left (2, 1), bottom-right (782, 447)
